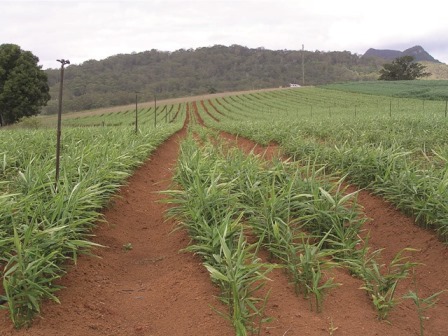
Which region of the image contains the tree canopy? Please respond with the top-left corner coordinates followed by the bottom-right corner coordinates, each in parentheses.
top-left (378, 56), bottom-right (431, 81)
top-left (0, 44), bottom-right (50, 126)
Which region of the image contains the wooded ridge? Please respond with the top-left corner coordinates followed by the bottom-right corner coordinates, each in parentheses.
top-left (42, 44), bottom-right (431, 114)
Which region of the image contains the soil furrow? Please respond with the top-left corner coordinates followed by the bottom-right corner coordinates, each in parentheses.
top-left (0, 116), bottom-right (234, 336)
top-left (217, 131), bottom-right (448, 335)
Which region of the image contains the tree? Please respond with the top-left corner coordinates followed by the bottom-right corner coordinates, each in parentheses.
top-left (0, 44), bottom-right (50, 126)
top-left (378, 56), bottom-right (431, 80)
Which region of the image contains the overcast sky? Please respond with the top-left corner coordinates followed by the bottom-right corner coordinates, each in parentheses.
top-left (1, 0), bottom-right (447, 69)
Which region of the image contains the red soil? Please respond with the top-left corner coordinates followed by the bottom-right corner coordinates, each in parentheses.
top-left (1, 117), bottom-right (447, 336)
top-left (217, 133), bottom-right (448, 336)
top-left (191, 101), bottom-right (205, 125)
top-left (199, 100), bottom-right (220, 122)
top-left (207, 99), bottom-right (228, 117)
top-left (170, 104), bottom-right (181, 122)
top-left (0, 119), bottom-right (233, 336)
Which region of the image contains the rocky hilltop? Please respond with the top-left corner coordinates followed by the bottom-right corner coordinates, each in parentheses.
top-left (364, 45), bottom-right (439, 63)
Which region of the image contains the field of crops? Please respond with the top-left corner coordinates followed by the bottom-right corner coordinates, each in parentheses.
top-left (1, 82), bottom-right (447, 335)
top-left (181, 87), bottom-right (448, 334)
top-left (194, 87), bottom-right (448, 242)
top-left (321, 80), bottom-right (448, 100)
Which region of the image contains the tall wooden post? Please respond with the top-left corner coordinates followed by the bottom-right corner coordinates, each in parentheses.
top-left (55, 59), bottom-right (70, 185)
top-left (154, 96), bottom-right (157, 127)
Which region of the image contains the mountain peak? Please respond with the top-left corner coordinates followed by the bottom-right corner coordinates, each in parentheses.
top-left (363, 45), bottom-right (439, 63)
top-left (402, 46), bottom-right (439, 62)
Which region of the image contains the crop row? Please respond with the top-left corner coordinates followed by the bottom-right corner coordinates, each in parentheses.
top-left (0, 121), bottom-right (183, 327)
top-left (164, 128), bottom-right (424, 335)
top-left (32, 102), bottom-right (186, 128)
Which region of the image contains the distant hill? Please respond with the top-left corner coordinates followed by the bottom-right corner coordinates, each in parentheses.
top-left (420, 61), bottom-right (448, 80)
top-left (363, 45), bottom-right (440, 63)
top-left (43, 45), bottom-right (386, 114)
top-left (363, 48), bottom-right (403, 60)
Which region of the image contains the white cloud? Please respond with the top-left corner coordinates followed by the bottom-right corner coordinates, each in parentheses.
top-left (0, 0), bottom-right (447, 69)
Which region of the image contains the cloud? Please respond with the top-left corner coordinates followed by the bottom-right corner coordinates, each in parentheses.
top-left (1, 0), bottom-right (447, 69)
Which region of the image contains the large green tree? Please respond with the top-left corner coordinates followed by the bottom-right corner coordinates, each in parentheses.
top-left (379, 55), bottom-right (431, 80)
top-left (0, 44), bottom-right (50, 126)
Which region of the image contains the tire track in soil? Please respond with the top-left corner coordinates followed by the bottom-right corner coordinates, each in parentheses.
top-left (0, 112), bottom-right (234, 336)
top-left (217, 132), bottom-right (448, 336)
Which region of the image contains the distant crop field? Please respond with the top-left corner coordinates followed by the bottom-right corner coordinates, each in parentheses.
top-left (321, 80), bottom-right (448, 100)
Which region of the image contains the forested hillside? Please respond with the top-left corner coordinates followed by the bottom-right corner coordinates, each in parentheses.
top-left (44, 45), bottom-right (385, 114)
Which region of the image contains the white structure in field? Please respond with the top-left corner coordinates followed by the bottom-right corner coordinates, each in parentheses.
top-left (289, 83), bottom-right (301, 88)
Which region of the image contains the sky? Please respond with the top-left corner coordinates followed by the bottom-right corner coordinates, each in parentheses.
top-left (1, 0), bottom-right (447, 69)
